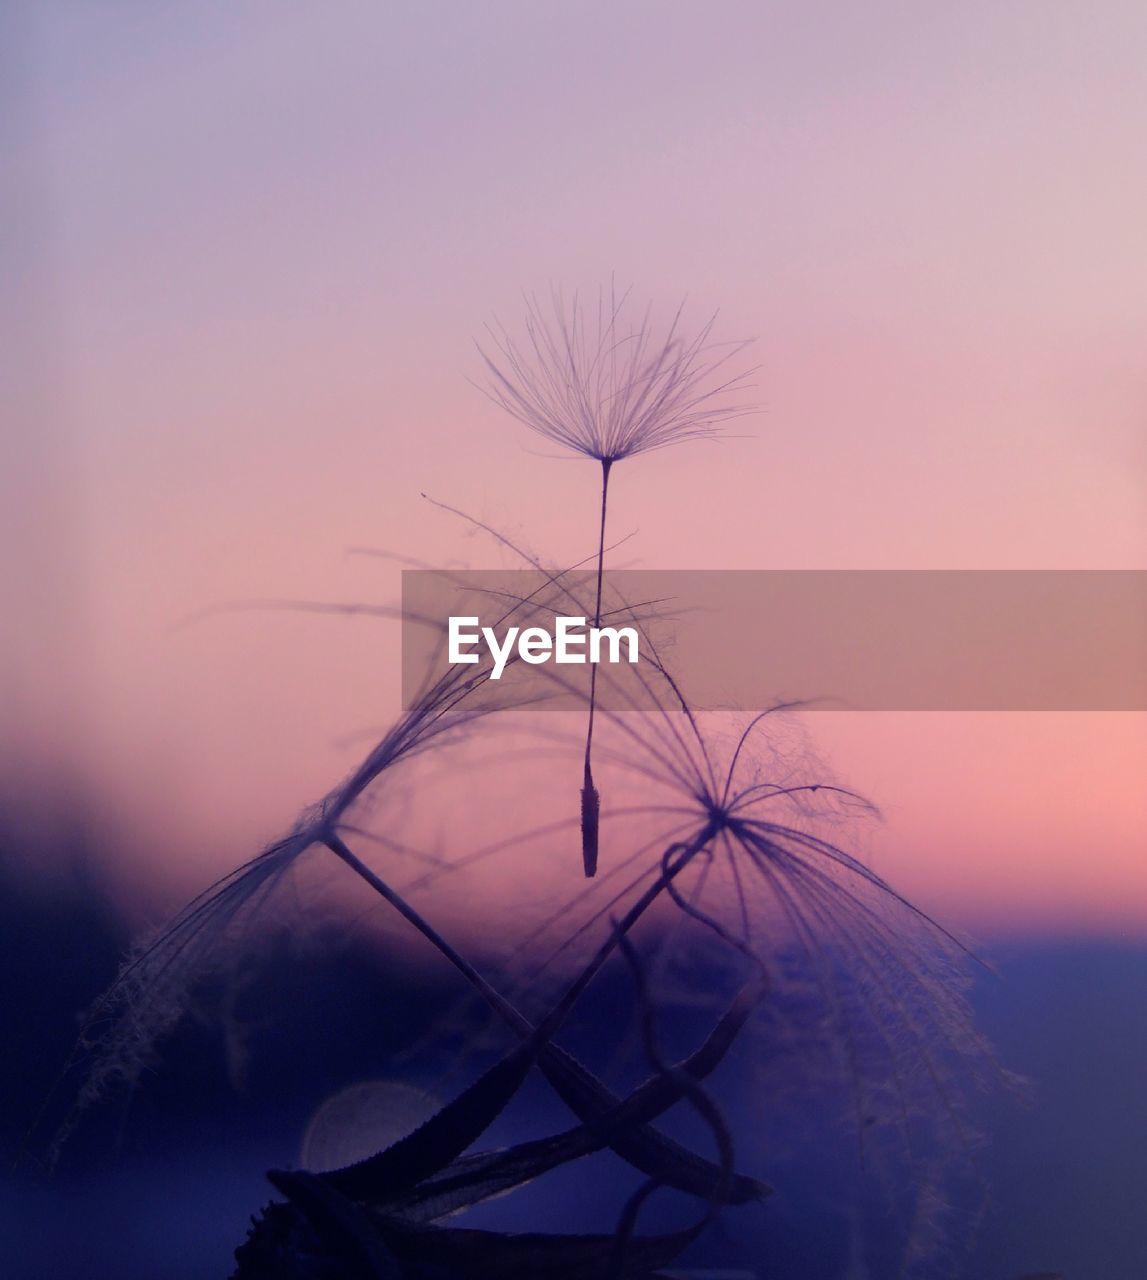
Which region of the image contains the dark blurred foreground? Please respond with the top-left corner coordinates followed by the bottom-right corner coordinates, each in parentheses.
top-left (1, 836), bottom-right (1144, 1280)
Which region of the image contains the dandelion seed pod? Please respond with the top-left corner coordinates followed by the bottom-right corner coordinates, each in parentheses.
top-left (581, 780), bottom-right (600, 878)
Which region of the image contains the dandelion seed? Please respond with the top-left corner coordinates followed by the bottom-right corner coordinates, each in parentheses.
top-left (478, 621), bottom-right (1002, 1157)
top-left (477, 283), bottom-right (755, 877)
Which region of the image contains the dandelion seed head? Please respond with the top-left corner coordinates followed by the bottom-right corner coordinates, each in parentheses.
top-left (476, 284), bottom-right (756, 463)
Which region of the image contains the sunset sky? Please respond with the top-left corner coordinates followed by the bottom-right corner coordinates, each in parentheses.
top-left (5, 1), bottom-right (1145, 938)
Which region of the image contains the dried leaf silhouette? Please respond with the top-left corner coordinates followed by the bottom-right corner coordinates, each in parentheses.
top-left (237, 962), bottom-right (762, 1278)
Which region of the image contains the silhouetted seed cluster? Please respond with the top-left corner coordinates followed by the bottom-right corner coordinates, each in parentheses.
top-left (48, 287), bottom-right (1001, 1278)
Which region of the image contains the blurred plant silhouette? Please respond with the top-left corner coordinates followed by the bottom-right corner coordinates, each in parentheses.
top-left (48, 290), bottom-right (1002, 1279)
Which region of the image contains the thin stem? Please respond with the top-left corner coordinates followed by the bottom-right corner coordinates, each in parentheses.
top-left (324, 823), bottom-right (752, 1204)
top-left (581, 457), bottom-right (612, 878)
top-left (324, 832), bottom-right (522, 1024)
top-left (537, 824), bottom-right (717, 1041)
top-left (324, 820), bottom-right (716, 1048)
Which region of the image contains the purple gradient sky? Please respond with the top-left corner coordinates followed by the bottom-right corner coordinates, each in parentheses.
top-left (4, 2), bottom-right (1144, 935)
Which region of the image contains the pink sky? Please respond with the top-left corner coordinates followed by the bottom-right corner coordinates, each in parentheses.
top-left (4, 1), bottom-right (1144, 938)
